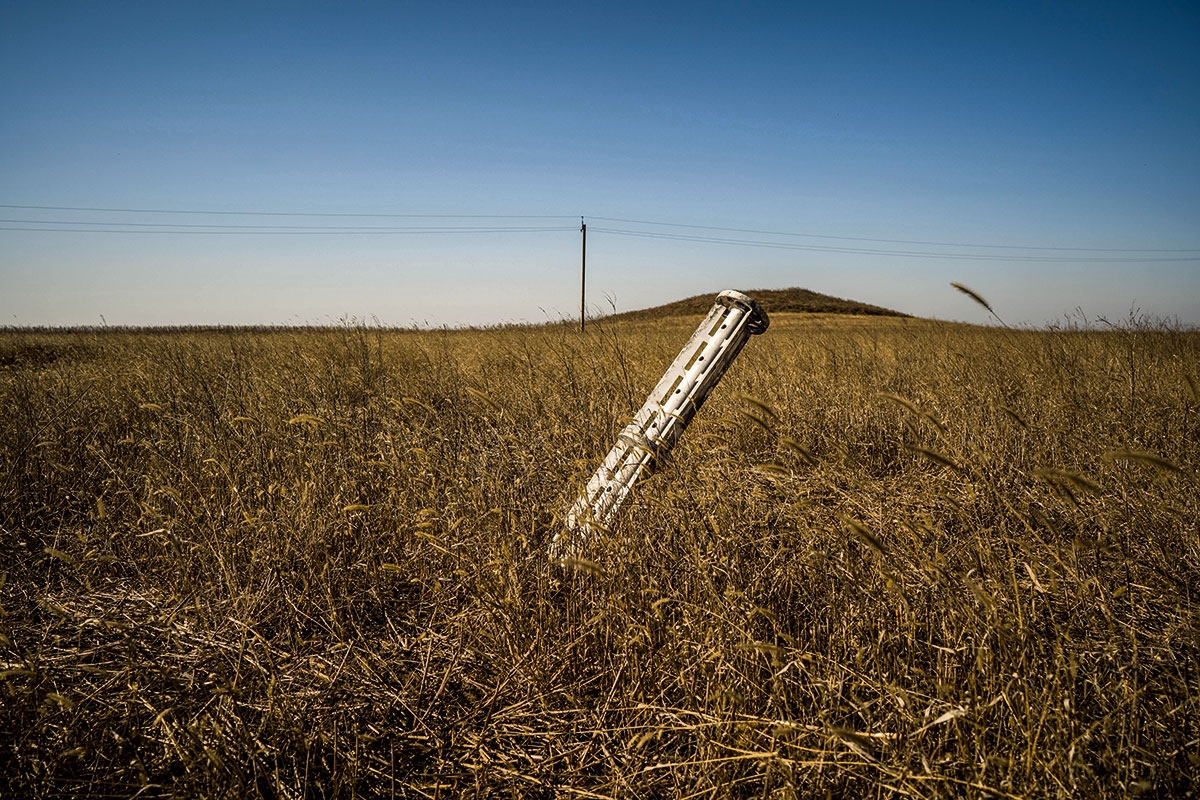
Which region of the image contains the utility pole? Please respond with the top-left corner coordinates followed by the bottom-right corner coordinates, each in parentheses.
top-left (580, 217), bottom-right (587, 333)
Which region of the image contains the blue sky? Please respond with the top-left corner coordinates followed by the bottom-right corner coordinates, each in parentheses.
top-left (2, 1), bottom-right (1198, 327)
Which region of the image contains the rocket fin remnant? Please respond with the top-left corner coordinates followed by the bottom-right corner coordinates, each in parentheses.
top-left (551, 290), bottom-right (769, 559)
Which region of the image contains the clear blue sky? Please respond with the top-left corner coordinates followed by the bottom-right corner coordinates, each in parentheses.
top-left (3, 1), bottom-right (1198, 327)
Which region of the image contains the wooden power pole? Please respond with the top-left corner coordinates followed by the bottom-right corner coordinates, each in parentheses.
top-left (580, 217), bottom-right (587, 333)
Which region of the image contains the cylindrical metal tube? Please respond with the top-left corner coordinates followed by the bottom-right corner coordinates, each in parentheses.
top-left (551, 290), bottom-right (769, 558)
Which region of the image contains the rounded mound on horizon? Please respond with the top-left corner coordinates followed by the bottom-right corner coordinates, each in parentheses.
top-left (605, 287), bottom-right (908, 322)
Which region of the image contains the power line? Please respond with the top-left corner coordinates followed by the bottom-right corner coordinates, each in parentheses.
top-left (0, 217), bottom-right (574, 232)
top-left (3, 203), bottom-right (1195, 257)
top-left (589, 215), bottom-right (1200, 254)
top-left (0, 203), bottom-right (577, 220)
top-left (588, 227), bottom-right (1200, 263)
top-left (0, 224), bottom-right (575, 235)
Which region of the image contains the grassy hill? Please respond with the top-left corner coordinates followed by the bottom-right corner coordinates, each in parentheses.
top-left (605, 286), bottom-right (907, 322)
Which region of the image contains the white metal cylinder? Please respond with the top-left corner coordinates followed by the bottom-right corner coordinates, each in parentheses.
top-left (551, 290), bottom-right (769, 559)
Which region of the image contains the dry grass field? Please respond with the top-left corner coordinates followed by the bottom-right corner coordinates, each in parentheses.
top-left (2, 306), bottom-right (1198, 797)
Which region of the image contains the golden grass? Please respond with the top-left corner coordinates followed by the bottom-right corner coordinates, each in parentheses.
top-left (1, 312), bottom-right (1198, 797)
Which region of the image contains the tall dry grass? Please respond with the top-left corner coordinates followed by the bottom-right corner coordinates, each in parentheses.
top-left (1, 312), bottom-right (1197, 797)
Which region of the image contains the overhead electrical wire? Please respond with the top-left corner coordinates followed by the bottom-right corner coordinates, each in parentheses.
top-left (0, 204), bottom-right (577, 219)
top-left (588, 215), bottom-right (1200, 254)
top-left (0, 227), bottom-right (576, 235)
top-left (587, 227), bottom-right (1200, 263)
top-left (0, 203), bottom-right (578, 235)
top-left (0, 219), bottom-right (576, 235)
top-left (2, 203), bottom-right (1196, 261)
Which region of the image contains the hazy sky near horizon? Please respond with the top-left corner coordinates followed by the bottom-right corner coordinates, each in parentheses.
top-left (2, 1), bottom-right (1198, 327)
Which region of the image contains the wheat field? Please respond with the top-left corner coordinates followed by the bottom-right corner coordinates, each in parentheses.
top-left (2, 310), bottom-right (1198, 797)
